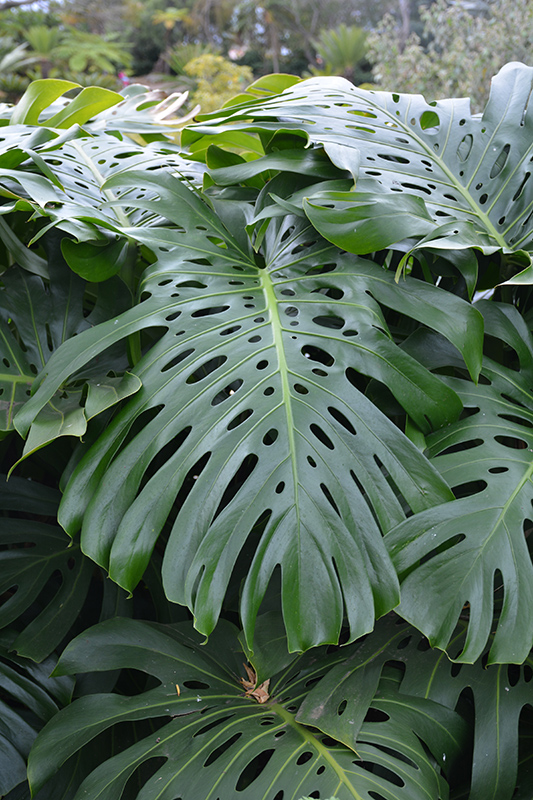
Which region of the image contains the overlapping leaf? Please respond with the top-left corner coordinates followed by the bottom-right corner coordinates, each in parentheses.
top-left (386, 302), bottom-right (533, 664)
top-left (14, 169), bottom-right (485, 650)
top-left (298, 615), bottom-right (533, 800)
top-left (186, 62), bottom-right (533, 264)
top-left (0, 474), bottom-right (91, 660)
top-left (0, 629), bottom-right (72, 796)
top-left (0, 236), bottom-right (139, 449)
top-left (28, 616), bottom-right (465, 800)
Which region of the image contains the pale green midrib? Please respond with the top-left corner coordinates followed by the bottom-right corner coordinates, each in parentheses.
top-left (71, 141), bottom-right (131, 229)
top-left (319, 93), bottom-right (510, 248)
top-left (272, 703), bottom-right (364, 799)
top-left (0, 372), bottom-right (34, 383)
top-left (260, 269), bottom-right (299, 497)
top-left (368, 130), bottom-right (507, 248)
top-left (449, 460), bottom-right (533, 594)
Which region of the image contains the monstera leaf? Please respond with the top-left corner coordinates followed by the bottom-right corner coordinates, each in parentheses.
top-left (0, 234), bottom-right (139, 449)
top-left (298, 615), bottom-right (533, 800)
top-left (27, 616), bottom-right (466, 800)
top-left (185, 62), bottom-right (533, 268)
top-left (14, 168), bottom-right (484, 651)
top-left (386, 302), bottom-right (533, 664)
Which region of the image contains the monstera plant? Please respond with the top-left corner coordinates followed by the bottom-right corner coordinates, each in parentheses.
top-left (1, 64), bottom-right (533, 799)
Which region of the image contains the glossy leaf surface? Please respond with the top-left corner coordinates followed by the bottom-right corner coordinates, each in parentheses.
top-left (28, 617), bottom-right (463, 800)
top-left (387, 304), bottom-right (533, 663)
top-left (187, 62), bottom-right (533, 261)
top-left (299, 616), bottom-right (533, 800)
top-left (12, 170), bottom-right (485, 650)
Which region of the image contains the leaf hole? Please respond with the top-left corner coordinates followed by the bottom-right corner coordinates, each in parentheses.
top-left (284, 306), bottom-right (299, 317)
top-left (307, 456), bottom-right (317, 468)
top-left (495, 434), bottom-right (528, 449)
top-left (183, 680), bottom-right (210, 689)
top-left (161, 348), bottom-right (194, 373)
top-left (350, 470), bottom-right (381, 531)
top-left (377, 153), bottom-right (409, 164)
top-left (140, 427), bottom-right (192, 490)
top-left (312, 315), bottom-right (344, 329)
top-left (499, 413), bottom-right (533, 429)
top-left (227, 409), bottom-right (253, 431)
top-left (294, 383), bottom-right (309, 395)
top-left (235, 749), bottom-right (275, 791)
top-left (212, 454), bottom-right (259, 521)
top-left (220, 326), bottom-right (242, 336)
top-left (191, 305), bottom-right (229, 318)
top-left (321, 484), bottom-right (341, 516)
top-left (328, 406), bottom-right (356, 435)
top-left (513, 172), bottom-right (531, 201)
top-left (263, 428), bottom-right (279, 446)
top-left (211, 379), bottom-right (243, 406)
top-left (275, 482), bottom-right (285, 494)
top-left (420, 533), bottom-right (466, 566)
top-left (301, 345), bottom-right (334, 366)
top-left (186, 356), bottom-right (227, 384)
top-left (342, 329), bottom-right (358, 337)
top-left (263, 387), bottom-right (275, 396)
top-left (488, 466), bottom-right (509, 474)
top-left (312, 285), bottom-right (344, 300)
top-left (256, 360), bottom-right (269, 370)
top-left (507, 664), bottom-right (520, 688)
top-left (479, 193), bottom-right (488, 205)
top-left (310, 424), bottom-right (334, 450)
top-left (363, 708), bottom-right (390, 723)
top-left (174, 452), bottom-right (211, 512)
top-left (296, 751), bottom-right (313, 766)
top-left (337, 699), bottom-right (347, 716)
top-left (248, 335), bottom-right (261, 343)
top-left (451, 480), bottom-right (487, 498)
top-left (490, 143), bottom-right (510, 178)
top-left (120, 405), bottom-right (165, 450)
top-left (204, 733), bottom-right (242, 766)
top-left (437, 438), bottom-right (483, 456)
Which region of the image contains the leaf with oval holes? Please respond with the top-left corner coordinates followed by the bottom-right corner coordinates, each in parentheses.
top-left (27, 616), bottom-right (465, 800)
top-left (299, 615), bottom-right (533, 800)
top-left (14, 168), bottom-right (486, 652)
top-left (187, 62), bottom-right (533, 268)
top-left (386, 301), bottom-right (533, 664)
top-left (23, 134), bottom-right (205, 247)
top-left (0, 229), bottom-right (139, 448)
top-left (0, 628), bottom-right (73, 796)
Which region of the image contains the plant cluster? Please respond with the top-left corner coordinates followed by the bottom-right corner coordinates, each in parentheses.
top-left (1, 63), bottom-right (533, 799)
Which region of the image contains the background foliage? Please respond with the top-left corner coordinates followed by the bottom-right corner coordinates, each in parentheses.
top-left (2, 58), bottom-right (533, 800)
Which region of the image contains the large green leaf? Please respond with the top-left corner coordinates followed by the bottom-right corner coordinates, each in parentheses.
top-left (298, 616), bottom-right (533, 800)
top-left (13, 169), bottom-right (486, 650)
top-left (386, 302), bottom-right (533, 664)
top-left (27, 616), bottom-right (466, 800)
top-left (186, 62), bottom-right (533, 263)
top-left (0, 236), bottom-right (139, 445)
